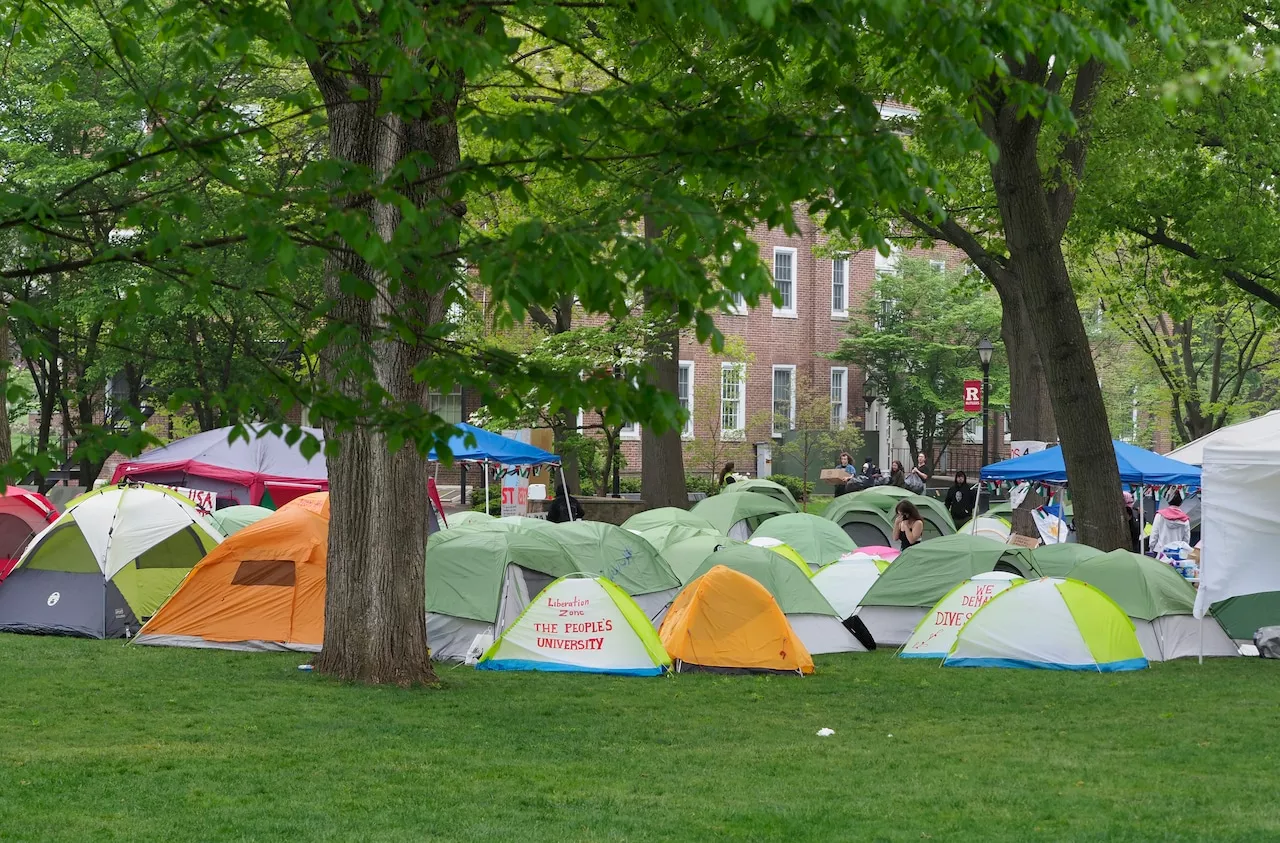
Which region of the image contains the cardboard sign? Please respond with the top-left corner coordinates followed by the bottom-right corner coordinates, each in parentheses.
top-left (963, 380), bottom-right (982, 413)
top-left (1007, 533), bottom-right (1040, 549)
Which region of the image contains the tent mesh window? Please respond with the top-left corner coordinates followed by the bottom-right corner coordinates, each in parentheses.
top-left (232, 560), bottom-right (297, 587)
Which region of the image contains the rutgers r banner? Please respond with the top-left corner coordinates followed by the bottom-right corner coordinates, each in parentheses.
top-left (963, 380), bottom-right (982, 413)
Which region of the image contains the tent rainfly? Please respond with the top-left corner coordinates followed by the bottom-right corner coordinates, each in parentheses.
top-left (111, 425), bottom-right (328, 508)
top-left (477, 575), bottom-right (671, 675)
top-left (0, 486), bottom-right (58, 583)
top-left (899, 573), bottom-right (1022, 659)
top-left (751, 513), bottom-right (856, 570)
top-left (544, 521), bottom-right (680, 623)
top-left (720, 479), bottom-right (800, 511)
top-left (690, 494), bottom-right (794, 540)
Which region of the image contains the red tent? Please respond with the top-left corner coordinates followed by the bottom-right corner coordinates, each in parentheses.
top-left (111, 425), bottom-right (327, 508)
top-left (0, 487), bottom-right (58, 583)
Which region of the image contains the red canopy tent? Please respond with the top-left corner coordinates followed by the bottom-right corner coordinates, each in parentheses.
top-left (0, 487), bottom-right (58, 583)
top-left (111, 425), bottom-right (327, 508)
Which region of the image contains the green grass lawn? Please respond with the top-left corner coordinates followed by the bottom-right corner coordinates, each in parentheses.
top-left (1, 636), bottom-right (1276, 842)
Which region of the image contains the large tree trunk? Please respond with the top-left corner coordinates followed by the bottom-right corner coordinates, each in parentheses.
top-left (992, 138), bottom-right (1126, 550)
top-left (308, 59), bottom-right (457, 686)
top-left (995, 291), bottom-right (1056, 536)
top-left (640, 216), bottom-right (689, 509)
top-left (551, 410), bottom-right (581, 495)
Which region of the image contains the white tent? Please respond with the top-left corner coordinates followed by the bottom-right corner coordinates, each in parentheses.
top-left (900, 573), bottom-right (1021, 659)
top-left (1194, 422), bottom-right (1280, 621)
top-left (811, 554), bottom-right (886, 619)
top-left (1167, 410), bottom-right (1280, 466)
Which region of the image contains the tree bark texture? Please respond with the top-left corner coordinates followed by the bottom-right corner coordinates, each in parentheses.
top-left (308, 60), bottom-right (457, 685)
top-left (640, 218), bottom-right (689, 509)
top-left (0, 307), bottom-right (13, 468)
top-left (989, 132), bottom-right (1127, 549)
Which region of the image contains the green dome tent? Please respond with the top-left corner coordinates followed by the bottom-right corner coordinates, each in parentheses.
top-left (425, 527), bottom-right (580, 661)
top-left (686, 544), bottom-right (864, 654)
top-left (1212, 592), bottom-right (1280, 642)
top-left (691, 493), bottom-right (794, 540)
top-left (847, 489), bottom-right (955, 540)
top-left (1064, 550), bottom-right (1237, 661)
top-left (456, 515), bottom-right (552, 534)
top-left (857, 534), bottom-right (1039, 646)
top-left (208, 505), bottom-right (273, 536)
top-left (721, 479), bottom-right (800, 511)
top-left (546, 521), bottom-right (681, 622)
top-left (1029, 543), bottom-right (1105, 577)
top-left (634, 523), bottom-right (723, 553)
top-left (822, 497), bottom-right (896, 547)
top-left (660, 535), bottom-right (746, 584)
top-left (622, 507), bottom-right (718, 534)
top-left (752, 513), bottom-right (856, 570)
top-left (446, 510), bottom-right (496, 528)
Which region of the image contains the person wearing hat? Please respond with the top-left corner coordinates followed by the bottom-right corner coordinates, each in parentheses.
top-left (1123, 490), bottom-right (1141, 553)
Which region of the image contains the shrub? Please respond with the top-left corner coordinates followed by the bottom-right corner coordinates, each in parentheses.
top-left (686, 474), bottom-right (718, 496)
top-left (768, 474), bottom-right (811, 502)
top-left (470, 484), bottom-right (503, 513)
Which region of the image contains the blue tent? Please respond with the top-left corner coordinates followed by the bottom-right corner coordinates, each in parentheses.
top-left (428, 423), bottom-right (560, 466)
top-left (980, 440), bottom-right (1200, 489)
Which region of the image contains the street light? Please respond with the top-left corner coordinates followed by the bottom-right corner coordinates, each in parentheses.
top-left (976, 339), bottom-right (994, 469)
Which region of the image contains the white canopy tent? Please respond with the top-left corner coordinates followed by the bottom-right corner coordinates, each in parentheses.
top-left (1167, 410), bottom-right (1280, 466)
top-left (1193, 422), bottom-right (1280, 623)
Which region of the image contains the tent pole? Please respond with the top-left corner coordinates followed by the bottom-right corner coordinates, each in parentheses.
top-left (484, 463), bottom-right (491, 516)
top-left (1139, 491), bottom-right (1145, 554)
top-left (559, 464), bottom-right (573, 522)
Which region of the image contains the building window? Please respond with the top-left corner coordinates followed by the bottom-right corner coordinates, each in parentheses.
top-left (429, 386), bottom-right (462, 424)
top-left (773, 247), bottom-right (797, 317)
top-left (831, 256), bottom-right (848, 317)
top-left (620, 420), bottom-right (640, 440)
top-left (874, 244), bottom-right (900, 278)
top-left (771, 365), bottom-right (795, 437)
top-left (720, 363), bottom-right (746, 439)
top-left (830, 367), bottom-right (848, 429)
top-left (929, 259), bottom-right (947, 273)
top-left (678, 361), bottom-right (694, 438)
top-left (963, 416), bottom-right (983, 444)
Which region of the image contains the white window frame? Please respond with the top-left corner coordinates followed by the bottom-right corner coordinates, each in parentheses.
top-left (727, 290), bottom-right (748, 316)
top-left (720, 362), bottom-right (746, 441)
top-left (831, 255), bottom-right (849, 318)
top-left (772, 246), bottom-right (798, 318)
top-left (963, 416), bottom-right (983, 444)
top-left (678, 360), bottom-right (694, 439)
top-left (830, 367), bottom-right (848, 429)
top-left (428, 386), bottom-right (463, 425)
top-left (929, 259), bottom-right (947, 273)
top-left (874, 244), bottom-right (900, 278)
top-left (620, 420), bottom-right (641, 440)
top-left (771, 364), bottom-right (796, 437)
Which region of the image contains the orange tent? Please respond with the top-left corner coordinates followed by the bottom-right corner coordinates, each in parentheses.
top-left (660, 565), bottom-right (813, 675)
top-left (281, 491), bottom-right (330, 519)
top-left (134, 507), bottom-right (328, 652)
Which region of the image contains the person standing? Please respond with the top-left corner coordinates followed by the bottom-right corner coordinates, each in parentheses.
top-left (834, 452), bottom-right (857, 497)
top-left (718, 462), bottom-right (737, 487)
top-left (1123, 491), bottom-right (1141, 554)
top-left (893, 500), bottom-right (925, 551)
top-left (944, 472), bottom-right (976, 525)
top-left (906, 452), bottom-right (930, 494)
top-left (889, 460), bottom-right (906, 488)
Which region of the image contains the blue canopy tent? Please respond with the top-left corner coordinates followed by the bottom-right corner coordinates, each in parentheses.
top-left (980, 440), bottom-right (1201, 489)
top-left (427, 423), bottom-right (565, 518)
top-left (980, 441), bottom-right (1201, 545)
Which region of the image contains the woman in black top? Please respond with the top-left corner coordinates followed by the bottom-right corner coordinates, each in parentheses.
top-left (893, 500), bottom-right (925, 550)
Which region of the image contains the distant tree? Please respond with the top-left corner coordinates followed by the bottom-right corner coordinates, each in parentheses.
top-left (685, 337), bottom-right (755, 489)
top-left (772, 374), bottom-right (863, 510)
top-left (834, 259), bottom-right (1005, 468)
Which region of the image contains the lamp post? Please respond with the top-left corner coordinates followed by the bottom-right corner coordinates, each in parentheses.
top-left (613, 346), bottom-right (622, 498)
top-left (977, 339), bottom-right (994, 469)
top-left (863, 377), bottom-right (879, 471)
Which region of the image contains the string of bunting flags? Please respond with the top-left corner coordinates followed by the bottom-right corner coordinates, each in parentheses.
top-left (982, 480), bottom-right (1196, 497)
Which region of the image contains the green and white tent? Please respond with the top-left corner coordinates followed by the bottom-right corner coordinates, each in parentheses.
top-left (1029, 543), bottom-right (1104, 577)
top-left (208, 505), bottom-right (273, 536)
top-left (660, 535), bottom-right (746, 584)
top-left (425, 527), bottom-right (579, 662)
top-left (477, 575), bottom-right (672, 675)
top-left (958, 515), bottom-right (1011, 542)
top-left (811, 553), bottom-right (890, 620)
top-left (899, 572), bottom-right (1022, 659)
top-left (845, 489), bottom-right (956, 539)
top-left (752, 513), bottom-right (857, 570)
top-left (857, 534), bottom-right (1040, 646)
top-left (944, 577), bottom-right (1148, 672)
top-left (0, 484), bottom-right (222, 638)
top-left (630, 522), bottom-right (722, 554)
top-left (821, 497), bottom-right (897, 547)
top-left (622, 507), bottom-right (718, 534)
top-left (546, 521), bottom-right (680, 622)
top-left (720, 479), bottom-right (800, 511)
top-left (1064, 550), bottom-right (1238, 661)
top-left (685, 544), bottom-right (865, 654)
top-left (691, 493), bottom-right (794, 540)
